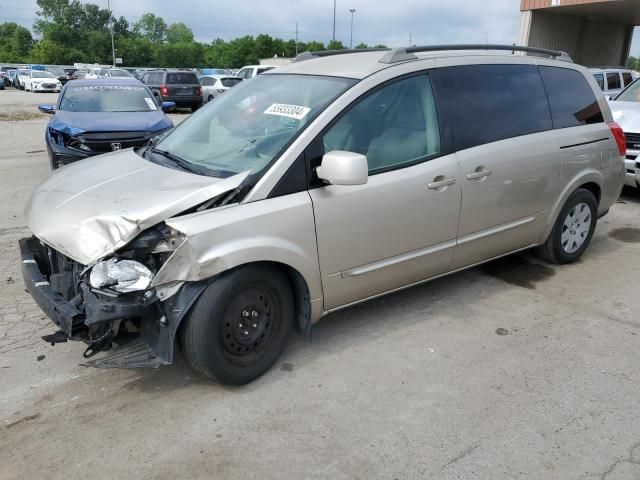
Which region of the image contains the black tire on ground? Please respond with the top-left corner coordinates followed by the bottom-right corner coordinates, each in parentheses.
top-left (179, 264), bottom-right (294, 385)
top-left (207, 95), bottom-right (214, 102)
top-left (535, 188), bottom-right (598, 264)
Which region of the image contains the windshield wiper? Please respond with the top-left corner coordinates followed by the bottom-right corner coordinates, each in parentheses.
top-left (150, 148), bottom-right (204, 175)
top-left (149, 148), bottom-right (233, 178)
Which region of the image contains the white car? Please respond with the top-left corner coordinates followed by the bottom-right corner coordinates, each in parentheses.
top-left (24, 71), bottom-right (62, 93)
top-left (609, 78), bottom-right (640, 188)
top-left (84, 68), bottom-right (133, 80)
top-left (200, 74), bottom-right (243, 103)
top-left (235, 65), bottom-right (276, 80)
top-left (590, 68), bottom-right (639, 100)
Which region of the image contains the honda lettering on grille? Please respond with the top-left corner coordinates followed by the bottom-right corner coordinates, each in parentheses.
top-left (111, 143), bottom-right (122, 151)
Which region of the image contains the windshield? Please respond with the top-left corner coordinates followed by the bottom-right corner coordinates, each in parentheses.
top-left (48, 68), bottom-right (64, 76)
top-left (31, 71), bottom-right (55, 78)
top-left (615, 79), bottom-right (640, 102)
top-left (59, 85), bottom-right (159, 112)
top-left (154, 74), bottom-right (356, 178)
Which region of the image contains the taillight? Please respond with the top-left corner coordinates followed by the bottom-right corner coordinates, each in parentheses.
top-left (608, 121), bottom-right (626, 157)
top-left (160, 85), bottom-right (168, 97)
top-left (195, 85), bottom-right (202, 96)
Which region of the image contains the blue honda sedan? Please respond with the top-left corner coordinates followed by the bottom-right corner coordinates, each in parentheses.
top-left (38, 79), bottom-right (175, 169)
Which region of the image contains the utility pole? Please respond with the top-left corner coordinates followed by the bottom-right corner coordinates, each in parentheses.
top-left (295, 22), bottom-right (299, 56)
top-left (409, 33), bottom-right (412, 46)
top-left (332, 0), bottom-right (336, 44)
top-left (349, 9), bottom-right (356, 49)
top-left (107, 0), bottom-right (116, 67)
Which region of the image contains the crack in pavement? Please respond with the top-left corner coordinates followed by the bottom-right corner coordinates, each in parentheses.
top-left (595, 440), bottom-right (640, 479)
top-left (438, 443), bottom-right (481, 472)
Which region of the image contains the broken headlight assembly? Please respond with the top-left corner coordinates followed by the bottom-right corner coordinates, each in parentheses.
top-left (89, 258), bottom-right (154, 293)
top-left (49, 128), bottom-right (91, 151)
top-left (88, 223), bottom-right (185, 294)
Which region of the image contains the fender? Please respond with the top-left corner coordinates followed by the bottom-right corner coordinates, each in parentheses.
top-left (155, 192), bottom-right (324, 321)
top-left (538, 168), bottom-right (603, 244)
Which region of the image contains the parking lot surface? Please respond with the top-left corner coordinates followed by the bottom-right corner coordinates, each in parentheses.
top-left (2, 88), bottom-right (640, 480)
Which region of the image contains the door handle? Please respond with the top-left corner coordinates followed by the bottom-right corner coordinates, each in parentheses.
top-left (466, 168), bottom-right (492, 181)
top-left (428, 177), bottom-right (456, 190)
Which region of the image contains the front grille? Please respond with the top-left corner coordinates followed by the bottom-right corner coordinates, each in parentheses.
top-left (77, 131), bottom-right (151, 153)
top-left (42, 83), bottom-right (56, 89)
top-left (625, 132), bottom-right (640, 150)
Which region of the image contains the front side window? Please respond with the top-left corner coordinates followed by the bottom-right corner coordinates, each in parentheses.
top-left (59, 85), bottom-right (159, 112)
top-left (615, 79), bottom-right (640, 102)
top-left (154, 74), bottom-right (356, 178)
top-left (433, 64), bottom-right (552, 151)
top-left (607, 72), bottom-right (621, 90)
top-left (323, 74), bottom-right (440, 173)
top-left (539, 66), bottom-right (604, 129)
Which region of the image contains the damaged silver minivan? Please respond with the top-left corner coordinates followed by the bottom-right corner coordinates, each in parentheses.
top-left (21, 45), bottom-right (626, 384)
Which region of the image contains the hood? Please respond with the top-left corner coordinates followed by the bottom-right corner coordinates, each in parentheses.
top-left (32, 77), bottom-right (59, 83)
top-left (50, 110), bottom-right (172, 135)
top-left (609, 101), bottom-right (640, 133)
top-left (26, 149), bottom-right (250, 265)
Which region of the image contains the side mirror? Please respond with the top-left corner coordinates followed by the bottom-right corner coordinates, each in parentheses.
top-left (38, 104), bottom-right (55, 114)
top-left (316, 150), bottom-right (368, 186)
top-left (161, 101), bottom-right (176, 112)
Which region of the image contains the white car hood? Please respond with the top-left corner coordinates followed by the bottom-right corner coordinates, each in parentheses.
top-left (609, 101), bottom-right (640, 133)
top-left (26, 149), bottom-right (249, 265)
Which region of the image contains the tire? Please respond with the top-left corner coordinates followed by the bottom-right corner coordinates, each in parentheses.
top-left (179, 265), bottom-right (294, 385)
top-left (207, 95), bottom-right (214, 103)
top-left (536, 188), bottom-right (598, 264)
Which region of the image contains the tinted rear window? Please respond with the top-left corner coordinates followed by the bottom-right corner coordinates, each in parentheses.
top-left (622, 72), bottom-right (633, 86)
top-left (606, 72), bottom-right (621, 90)
top-left (221, 77), bottom-right (242, 87)
top-left (539, 66), bottom-right (604, 129)
top-left (433, 64), bottom-right (552, 151)
top-left (167, 73), bottom-right (198, 84)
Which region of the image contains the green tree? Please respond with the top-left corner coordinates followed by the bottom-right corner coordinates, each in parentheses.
top-left (0, 23), bottom-right (34, 62)
top-left (327, 40), bottom-right (344, 50)
top-left (156, 42), bottom-right (205, 68)
top-left (117, 36), bottom-right (154, 66)
top-left (627, 55), bottom-right (639, 70)
top-left (355, 43), bottom-right (368, 49)
top-left (166, 22), bottom-right (194, 44)
top-left (133, 13), bottom-right (167, 45)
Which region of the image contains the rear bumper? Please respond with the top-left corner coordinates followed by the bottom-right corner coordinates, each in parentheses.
top-left (163, 95), bottom-right (202, 106)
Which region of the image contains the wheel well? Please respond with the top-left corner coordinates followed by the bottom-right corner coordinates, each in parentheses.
top-left (578, 182), bottom-right (601, 205)
top-left (214, 261), bottom-right (312, 337)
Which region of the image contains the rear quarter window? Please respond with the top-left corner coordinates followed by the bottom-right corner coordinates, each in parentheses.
top-left (432, 64), bottom-right (553, 151)
top-left (622, 72), bottom-right (633, 86)
top-left (539, 66), bottom-right (604, 129)
top-left (167, 73), bottom-right (199, 84)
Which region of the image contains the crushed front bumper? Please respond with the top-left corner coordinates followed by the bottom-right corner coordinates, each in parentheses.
top-left (19, 236), bottom-right (207, 368)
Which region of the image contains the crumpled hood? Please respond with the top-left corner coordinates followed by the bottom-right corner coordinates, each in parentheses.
top-left (609, 101), bottom-right (640, 133)
top-left (50, 110), bottom-right (172, 135)
top-left (26, 149), bottom-right (249, 265)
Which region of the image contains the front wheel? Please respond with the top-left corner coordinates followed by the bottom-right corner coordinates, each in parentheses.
top-left (179, 265), bottom-right (294, 385)
top-left (536, 188), bottom-right (598, 264)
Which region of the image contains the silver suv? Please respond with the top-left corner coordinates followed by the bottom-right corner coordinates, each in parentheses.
top-left (20, 45), bottom-right (626, 384)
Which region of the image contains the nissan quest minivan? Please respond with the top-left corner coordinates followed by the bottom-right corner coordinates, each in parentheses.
top-left (20, 45), bottom-right (626, 385)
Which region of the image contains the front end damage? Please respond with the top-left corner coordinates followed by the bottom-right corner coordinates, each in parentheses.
top-left (20, 225), bottom-right (209, 368)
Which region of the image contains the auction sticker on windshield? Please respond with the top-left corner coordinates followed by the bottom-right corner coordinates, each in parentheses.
top-left (144, 97), bottom-right (158, 110)
top-left (264, 103), bottom-right (311, 120)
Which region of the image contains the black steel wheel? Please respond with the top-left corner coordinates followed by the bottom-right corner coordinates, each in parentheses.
top-left (179, 265), bottom-right (293, 385)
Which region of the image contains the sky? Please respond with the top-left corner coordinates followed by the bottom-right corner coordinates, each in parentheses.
top-left (1, 0), bottom-right (639, 54)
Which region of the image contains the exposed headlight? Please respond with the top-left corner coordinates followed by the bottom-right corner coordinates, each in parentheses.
top-left (89, 258), bottom-right (154, 293)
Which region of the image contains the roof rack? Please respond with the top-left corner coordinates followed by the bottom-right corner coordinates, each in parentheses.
top-left (293, 48), bottom-right (390, 63)
top-left (379, 44), bottom-right (573, 64)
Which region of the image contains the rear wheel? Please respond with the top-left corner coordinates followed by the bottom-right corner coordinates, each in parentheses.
top-left (179, 265), bottom-right (293, 385)
top-left (536, 188), bottom-right (598, 264)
